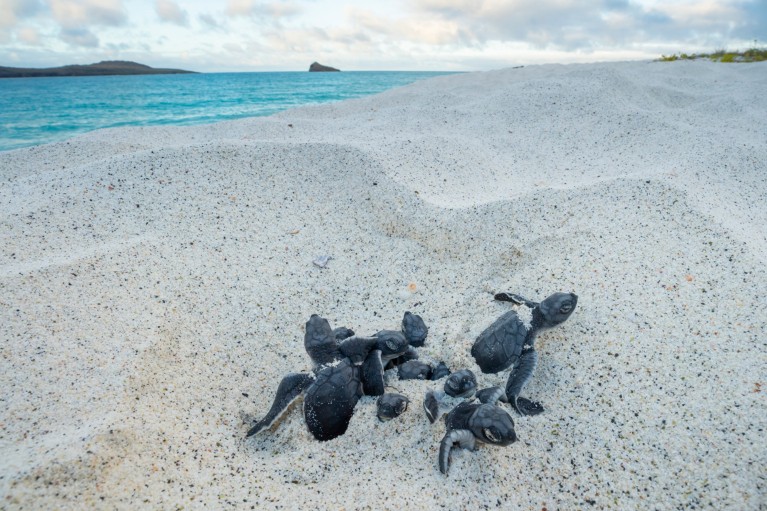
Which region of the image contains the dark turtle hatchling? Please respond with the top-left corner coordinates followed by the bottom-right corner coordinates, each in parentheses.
top-left (377, 393), bottom-right (410, 421)
top-left (437, 388), bottom-right (517, 475)
top-left (471, 292), bottom-right (577, 415)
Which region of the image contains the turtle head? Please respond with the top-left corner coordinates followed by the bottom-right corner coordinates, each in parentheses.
top-left (376, 393), bottom-right (410, 422)
top-left (444, 369), bottom-right (477, 398)
top-left (402, 312), bottom-right (428, 347)
top-left (538, 292), bottom-right (578, 328)
top-left (469, 404), bottom-right (517, 446)
top-left (376, 331), bottom-right (409, 358)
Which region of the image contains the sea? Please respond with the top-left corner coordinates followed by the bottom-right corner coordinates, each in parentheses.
top-left (0, 71), bottom-right (455, 152)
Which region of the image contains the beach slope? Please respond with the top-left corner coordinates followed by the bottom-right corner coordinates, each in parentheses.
top-left (1, 60), bottom-right (765, 510)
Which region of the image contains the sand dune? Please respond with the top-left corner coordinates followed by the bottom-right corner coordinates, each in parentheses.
top-left (1, 60), bottom-right (765, 510)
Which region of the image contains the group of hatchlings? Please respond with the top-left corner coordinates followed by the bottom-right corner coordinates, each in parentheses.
top-left (246, 291), bottom-right (578, 475)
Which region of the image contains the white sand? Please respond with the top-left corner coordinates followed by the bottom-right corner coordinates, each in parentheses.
top-left (1, 60), bottom-right (766, 510)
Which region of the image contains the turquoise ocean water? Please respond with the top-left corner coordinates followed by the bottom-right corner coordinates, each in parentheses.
top-left (0, 71), bottom-right (453, 152)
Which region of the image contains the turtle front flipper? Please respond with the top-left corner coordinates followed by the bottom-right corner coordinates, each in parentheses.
top-left (246, 372), bottom-right (313, 437)
top-left (361, 349), bottom-right (385, 396)
top-left (494, 293), bottom-right (539, 308)
top-left (332, 327), bottom-right (355, 340)
top-left (304, 359), bottom-right (363, 441)
top-left (515, 397), bottom-right (544, 416)
top-left (505, 349), bottom-right (543, 416)
top-left (423, 390), bottom-right (442, 423)
top-left (439, 429), bottom-right (476, 475)
top-left (338, 336), bottom-right (379, 365)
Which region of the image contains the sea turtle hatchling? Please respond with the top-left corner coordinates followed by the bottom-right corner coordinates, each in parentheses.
top-left (437, 388), bottom-right (517, 475)
top-left (377, 393), bottom-right (410, 422)
top-left (471, 291), bottom-right (577, 416)
top-left (246, 312), bottom-right (427, 441)
top-left (423, 369), bottom-right (478, 423)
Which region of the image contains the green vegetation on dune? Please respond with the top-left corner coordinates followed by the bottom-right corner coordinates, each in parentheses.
top-left (659, 47), bottom-right (767, 63)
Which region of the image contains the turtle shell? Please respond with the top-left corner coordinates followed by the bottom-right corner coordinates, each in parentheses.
top-left (303, 358), bottom-right (363, 441)
top-left (471, 310), bottom-right (528, 373)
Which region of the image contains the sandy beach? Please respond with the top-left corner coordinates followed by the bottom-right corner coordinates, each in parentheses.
top-left (1, 60), bottom-right (765, 510)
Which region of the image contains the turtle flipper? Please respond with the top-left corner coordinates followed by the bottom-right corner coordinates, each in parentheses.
top-left (505, 349), bottom-right (542, 416)
top-left (476, 386), bottom-right (508, 406)
top-left (423, 390), bottom-right (442, 423)
top-left (361, 349), bottom-right (385, 396)
top-left (494, 292), bottom-right (539, 308)
top-left (339, 336), bottom-right (379, 365)
top-left (246, 372), bottom-right (312, 437)
top-left (332, 327), bottom-right (355, 340)
top-left (439, 429), bottom-right (476, 475)
top-left (515, 397), bottom-right (544, 416)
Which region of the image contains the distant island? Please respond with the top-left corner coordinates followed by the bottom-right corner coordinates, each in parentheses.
top-left (309, 62), bottom-right (340, 72)
top-left (0, 60), bottom-right (197, 78)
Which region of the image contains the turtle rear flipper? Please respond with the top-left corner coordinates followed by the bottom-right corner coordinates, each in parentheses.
top-left (494, 293), bottom-right (538, 308)
top-left (438, 429), bottom-right (475, 475)
top-left (246, 372), bottom-right (312, 437)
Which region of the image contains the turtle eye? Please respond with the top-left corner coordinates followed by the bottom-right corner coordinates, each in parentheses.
top-left (484, 428), bottom-right (500, 443)
top-left (559, 303), bottom-right (573, 314)
top-left (385, 339), bottom-right (397, 351)
top-left (397, 401), bottom-right (408, 413)
top-left (446, 378), bottom-right (458, 389)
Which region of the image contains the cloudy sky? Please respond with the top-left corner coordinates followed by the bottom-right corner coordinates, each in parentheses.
top-left (1, 0), bottom-right (765, 71)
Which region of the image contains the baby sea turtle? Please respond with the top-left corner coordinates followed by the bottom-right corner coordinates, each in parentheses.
top-left (377, 393), bottom-right (410, 421)
top-left (437, 388), bottom-right (517, 475)
top-left (374, 311), bottom-right (429, 369)
top-left (471, 292), bottom-right (577, 416)
top-left (247, 312), bottom-right (426, 441)
top-left (423, 369), bottom-right (478, 423)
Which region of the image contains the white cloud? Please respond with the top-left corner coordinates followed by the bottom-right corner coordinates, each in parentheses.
top-left (198, 13), bottom-right (222, 29)
top-left (48, 0), bottom-right (127, 29)
top-left (0, 0), bottom-right (44, 28)
top-left (17, 27), bottom-right (42, 45)
top-left (156, 0), bottom-right (188, 26)
top-left (226, 0), bottom-right (302, 18)
top-left (60, 27), bottom-right (100, 47)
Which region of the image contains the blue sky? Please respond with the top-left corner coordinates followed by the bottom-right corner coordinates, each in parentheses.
top-left (1, 0), bottom-right (765, 71)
